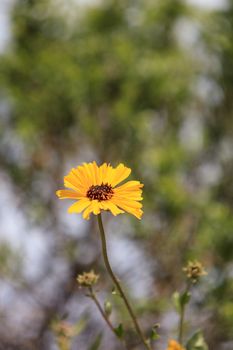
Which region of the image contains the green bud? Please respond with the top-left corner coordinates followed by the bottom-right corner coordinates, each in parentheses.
top-left (104, 301), bottom-right (112, 317)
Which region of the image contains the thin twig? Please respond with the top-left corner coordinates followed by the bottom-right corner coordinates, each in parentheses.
top-left (88, 286), bottom-right (115, 333)
top-left (88, 286), bottom-right (127, 349)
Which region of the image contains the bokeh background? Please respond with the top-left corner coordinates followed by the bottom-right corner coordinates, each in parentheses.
top-left (0, 0), bottom-right (232, 349)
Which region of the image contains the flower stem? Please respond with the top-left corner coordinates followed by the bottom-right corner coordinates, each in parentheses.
top-left (178, 306), bottom-right (185, 345)
top-left (178, 283), bottom-right (191, 345)
top-left (97, 213), bottom-right (152, 350)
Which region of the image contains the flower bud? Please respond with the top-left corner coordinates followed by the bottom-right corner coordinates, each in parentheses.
top-left (183, 260), bottom-right (207, 283)
top-left (104, 300), bottom-right (112, 317)
top-left (77, 270), bottom-right (99, 287)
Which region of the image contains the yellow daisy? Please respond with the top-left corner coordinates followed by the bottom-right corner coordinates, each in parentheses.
top-left (166, 340), bottom-right (185, 350)
top-left (56, 161), bottom-right (143, 220)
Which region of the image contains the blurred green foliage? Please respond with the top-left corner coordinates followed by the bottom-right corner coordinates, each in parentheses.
top-left (0, 242), bottom-right (22, 278)
top-left (0, 0), bottom-right (232, 349)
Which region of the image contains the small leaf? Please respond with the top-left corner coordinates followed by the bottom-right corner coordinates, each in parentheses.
top-left (150, 328), bottom-right (160, 341)
top-left (180, 291), bottom-right (191, 308)
top-left (114, 323), bottom-right (124, 338)
top-left (172, 291), bottom-right (182, 314)
top-left (186, 330), bottom-right (209, 350)
top-left (173, 291), bottom-right (191, 314)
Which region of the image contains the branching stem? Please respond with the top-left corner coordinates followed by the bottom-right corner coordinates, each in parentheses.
top-left (97, 213), bottom-right (152, 350)
top-left (88, 286), bottom-right (115, 333)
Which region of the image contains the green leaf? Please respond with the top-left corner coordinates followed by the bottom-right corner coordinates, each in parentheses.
top-left (172, 291), bottom-right (182, 314)
top-left (114, 323), bottom-right (124, 338)
top-left (172, 291), bottom-right (191, 314)
top-left (186, 330), bottom-right (209, 350)
top-left (180, 291), bottom-right (191, 308)
top-left (150, 328), bottom-right (160, 341)
top-left (150, 323), bottom-right (160, 341)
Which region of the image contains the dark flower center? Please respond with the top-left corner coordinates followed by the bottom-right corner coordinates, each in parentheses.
top-left (86, 183), bottom-right (114, 201)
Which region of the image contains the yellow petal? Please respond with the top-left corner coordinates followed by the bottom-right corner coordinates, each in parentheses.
top-left (92, 200), bottom-right (101, 215)
top-left (56, 190), bottom-right (83, 199)
top-left (83, 162), bottom-right (97, 185)
top-left (112, 198), bottom-right (142, 209)
top-left (75, 165), bottom-right (92, 187)
top-left (68, 199), bottom-right (91, 214)
top-left (92, 161), bottom-right (100, 185)
top-left (82, 203), bottom-right (94, 220)
top-left (101, 201), bottom-right (124, 216)
top-left (98, 162), bottom-right (108, 184)
top-left (102, 163), bottom-right (115, 184)
top-left (89, 161), bottom-right (99, 185)
top-left (64, 175), bottom-right (86, 195)
top-left (113, 191), bottom-right (143, 201)
top-left (118, 205), bottom-right (143, 219)
top-left (70, 168), bottom-right (89, 189)
top-left (111, 198), bottom-right (143, 219)
top-left (111, 164), bottom-right (131, 187)
top-left (115, 180), bottom-right (143, 192)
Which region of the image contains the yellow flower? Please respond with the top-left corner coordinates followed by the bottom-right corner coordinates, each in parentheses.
top-left (166, 340), bottom-right (185, 350)
top-left (56, 162), bottom-right (143, 220)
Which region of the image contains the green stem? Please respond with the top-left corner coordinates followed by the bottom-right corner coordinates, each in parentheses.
top-left (89, 286), bottom-right (115, 334)
top-left (178, 283), bottom-right (191, 345)
top-left (178, 306), bottom-right (185, 345)
top-left (97, 213), bottom-right (152, 350)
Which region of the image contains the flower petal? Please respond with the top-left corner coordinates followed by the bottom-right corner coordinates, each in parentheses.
top-left (92, 200), bottom-right (102, 215)
top-left (75, 165), bottom-right (92, 187)
top-left (102, 163), bottom-right (115, 184)
top-left (98, 163), bottom-right (108, 184)
top-left (56, 190), bottom-right (83, 199)
top-left (68, 199), bottom-right (91, 214)
top-left (110, 164), bottom-right (131, 187)
top-left (112, 198), bottom-right (142, 209)
top-left (64, 172), bottom-right (87, 194)
top-left (92, 161), bottom-right (100, 185)
top-left (70, 168), bottom-right (89, 189)
top-left (113, 190), bottom-right (143, 201)
top-left (111, 198), bottom-right (143, 219)
top-left (83, 203), bottom-right (94, 220)
top-left (101, 201), bottom-right (124, 216)
top-left (115, 180), bottom-right (143, 192)
top-left (83, 162), bottom-right (98, 186)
